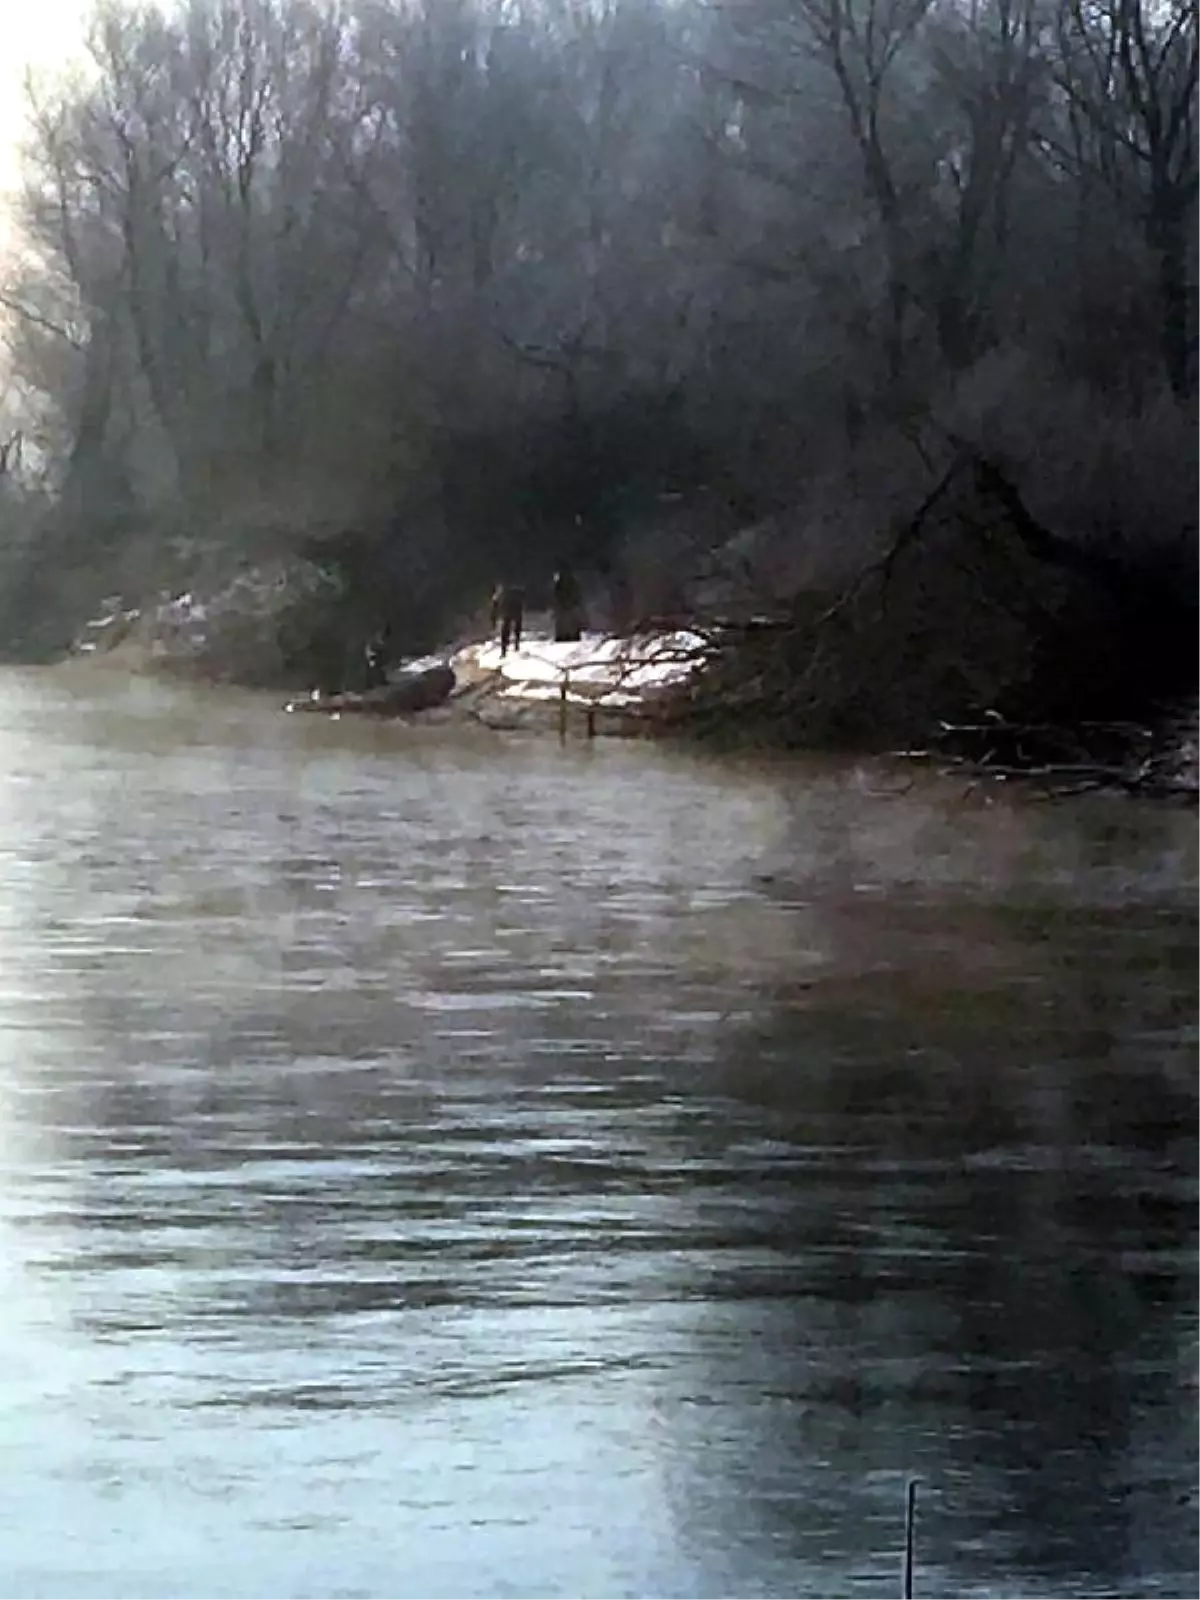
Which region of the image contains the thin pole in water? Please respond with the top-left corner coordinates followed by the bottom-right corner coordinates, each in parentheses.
top-left (903, 1477), bottom-right (918, 1600)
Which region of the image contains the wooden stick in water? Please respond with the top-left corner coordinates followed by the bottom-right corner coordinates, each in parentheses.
top-left (903, 1478), bottom-right (918, 1600)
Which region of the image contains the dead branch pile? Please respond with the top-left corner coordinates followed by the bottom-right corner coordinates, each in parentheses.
top-left (913, 713), bottom-right (1200, 802)
top-left (678, 446), bottom-right (1196, 786)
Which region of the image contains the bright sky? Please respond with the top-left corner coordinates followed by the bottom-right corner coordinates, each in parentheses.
top-left (0, 0), bottom-right (90, 256)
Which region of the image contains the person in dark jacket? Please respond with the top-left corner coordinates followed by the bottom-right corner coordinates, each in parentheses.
top-left (551, 564), bottom-right (585, 643)
top-left (363, 630), bottom-right (390, 688)
top-left (491, 582), bottom-right (525, 656)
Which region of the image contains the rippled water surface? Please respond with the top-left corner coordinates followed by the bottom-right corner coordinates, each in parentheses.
top-left (1, 666), bottom-right (1196, 1599)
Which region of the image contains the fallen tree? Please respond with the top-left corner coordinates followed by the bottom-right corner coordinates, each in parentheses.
top-left (679, 442), bottom-right (1198, 795)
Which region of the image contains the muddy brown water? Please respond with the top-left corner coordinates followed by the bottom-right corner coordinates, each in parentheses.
top-left (1, 665), bottom-right (1196, 1599)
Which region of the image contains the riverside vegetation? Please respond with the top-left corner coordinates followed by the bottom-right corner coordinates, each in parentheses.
top-left (0, 0), bottom-right (1195, 788)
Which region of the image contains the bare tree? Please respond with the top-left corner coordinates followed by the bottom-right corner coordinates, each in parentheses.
top-left (917, 0), bottom-right (1047, 368)
top-left (1047, 0), bottom-right (1197, 398)
top-left (0, 0), bottom-right (1193, 666)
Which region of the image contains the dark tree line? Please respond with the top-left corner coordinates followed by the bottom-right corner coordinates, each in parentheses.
top-left (0, 0), bottom-right (1195, 658)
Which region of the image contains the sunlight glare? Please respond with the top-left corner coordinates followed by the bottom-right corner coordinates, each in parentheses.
top-left (0, 0), bottom-right (90, 261)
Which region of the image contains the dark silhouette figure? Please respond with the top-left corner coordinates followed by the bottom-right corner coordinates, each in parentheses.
top-left (552, 565), bottom-right (585, 643)
top-left (491, 583), bottom-right (525, 656)
top-left (363, 629), bottom-right (391, 688)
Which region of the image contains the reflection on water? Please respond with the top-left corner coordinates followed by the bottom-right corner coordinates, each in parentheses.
top-left (1, 666), bottom-right (1196, 1599)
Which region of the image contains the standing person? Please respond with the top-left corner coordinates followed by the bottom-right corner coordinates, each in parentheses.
top-left (363, 627), bottom-right (391, 688)
top-left (551, 564), bottom-right (585, 643)
top-left (491, 582), bottom-right (525, 656)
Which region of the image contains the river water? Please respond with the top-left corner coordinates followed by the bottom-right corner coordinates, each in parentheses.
top-left (0, 666), bottom-right (1195, 1599)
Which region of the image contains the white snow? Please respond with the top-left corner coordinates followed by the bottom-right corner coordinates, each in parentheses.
top-left (452, 629), bottom-right (708, 708)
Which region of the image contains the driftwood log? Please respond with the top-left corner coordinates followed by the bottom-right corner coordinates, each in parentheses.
top-left (286, 662), bottom-right (456, 716)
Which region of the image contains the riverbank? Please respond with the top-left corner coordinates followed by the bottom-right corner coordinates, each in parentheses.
top-left (61, 476), bottom-right (1197, 801)
top-left (68, 600), bottom-right (1199, 801)
top-left (276, 629), bottom-right (709, 741)
top-left (69, 573), bottom-right (714, 732)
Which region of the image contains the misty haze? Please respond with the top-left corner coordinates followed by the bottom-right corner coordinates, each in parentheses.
top-left (0, 2), bottom-right (1196, 1598)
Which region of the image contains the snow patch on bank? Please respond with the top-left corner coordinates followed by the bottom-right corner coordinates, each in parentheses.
top-left (452, 629), bottom-right (708, 708)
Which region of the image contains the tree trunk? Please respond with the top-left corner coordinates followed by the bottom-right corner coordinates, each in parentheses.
top-left (1148, 186), bottom-right (1195, 400)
